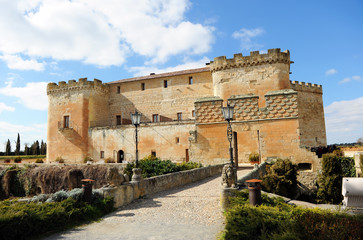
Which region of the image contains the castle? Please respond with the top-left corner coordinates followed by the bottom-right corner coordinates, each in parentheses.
top-left (47, 48), bottom-right (326, 171)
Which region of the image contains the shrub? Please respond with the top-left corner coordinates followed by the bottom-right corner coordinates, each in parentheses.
top-left (332, 148), bottom-right (344, 157)
top-left (83, 156), bottom-right (94, 163)
top-left (317, 153), bottom-right (343, 204)
top-left (35, 159), bottom-right (44, 163)
top-left (339, 156), bottom-right (356, 177)
top-left (105, 157), bottom-right (115, 163)
top-left (0, 197), bottom-right (114, 240)
top-left (14, 157), bottom-right (22, 163)
top-left (360, 154), bottom-right (363, 175)
top-left (56, 157), bottom-right (64, 163)
top-left (178, 161), bottom-right (203, 171)
top-left (261, 158), bottom-right (298, 198)
top-left (248, 152), bottom-right (259, 162)
top-left (4, 159), bottom-right (10, 163)
top-left (221, 190), bottom-right (363, 240)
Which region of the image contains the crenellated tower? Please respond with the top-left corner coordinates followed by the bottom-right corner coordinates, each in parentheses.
top-left (210, 48), bottom-right (292, 107)
top-left (46, 78), bottom-right (109, 163)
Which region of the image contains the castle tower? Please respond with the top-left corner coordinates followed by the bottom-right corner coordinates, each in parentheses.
top-left (209, 48), bottom-right (292, 107)
top-left (46, 78), bottom-right (109, 163)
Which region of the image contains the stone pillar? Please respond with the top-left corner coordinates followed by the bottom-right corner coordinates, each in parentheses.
top-left (131, 168), bottom-right (145, 198)
top-left (220, 164), bottom-right (238, 211)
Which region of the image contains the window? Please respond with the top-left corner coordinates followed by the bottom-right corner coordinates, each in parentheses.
top-left (189, 76), bottom-right (193, 85)
top-left (175, 137), bottom-right (180, 143)
top-left (63, 116), bottom-right (70, 128)
top-left (100, 151), bottom-right (104, 159)
top-left (164, 80), bottom-right (168, 88)
top-left (151, 151), bottom-right (156, 157)
top-left (152, 114), bottom-right (159, 123)
top-left (177, 112), bottom-right (182, 121)
top-left (192, 110), bottom-right (195, 118)
top-left (117, 86), bottom-right (121, 94)
top-left (116, 115), bottom-right (121, 125)
top-left (141, 83), bottom-right (145, 91)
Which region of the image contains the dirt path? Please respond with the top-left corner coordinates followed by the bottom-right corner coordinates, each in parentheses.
top-left (44, 168), bottom-right (252, 240)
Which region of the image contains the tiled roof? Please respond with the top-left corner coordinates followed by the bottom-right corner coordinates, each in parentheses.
top-left (107, 67), bottom-right (210, 85)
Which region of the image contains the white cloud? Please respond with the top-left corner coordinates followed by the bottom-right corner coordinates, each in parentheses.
top-left (325, 68), bottom-right (337, 76)
top-left (0, 79), bottom-right (48, 110)
top-left (129, 57), bottom-right (210, 76)
top-left (325, 97), bottom-right (363, 143)
top-left (339, 75), bottom-right (362, 84)
top-left (0, 0), bottom-right (214, 68)
top-left (232, 27), bottom-right (264, 50)
top-left (0, 54), bottom-right (45, 71)
top-left (0, 102), bottom-right (15, 114)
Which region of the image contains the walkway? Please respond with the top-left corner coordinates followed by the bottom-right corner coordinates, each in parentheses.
top-left (44, 167), bottom-right (252, 240)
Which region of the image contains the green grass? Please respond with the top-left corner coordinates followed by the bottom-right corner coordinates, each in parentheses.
top-left (0, 155), bottom-right (46, 160)
top-left (0, 197), bottom-right (113, 240)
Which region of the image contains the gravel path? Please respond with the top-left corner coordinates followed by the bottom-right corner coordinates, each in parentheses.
top-left (44, 168), bottom-right (252, 240)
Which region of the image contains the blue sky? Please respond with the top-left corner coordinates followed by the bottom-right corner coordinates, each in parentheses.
top-left (0, 0), bottom-right (362, 150)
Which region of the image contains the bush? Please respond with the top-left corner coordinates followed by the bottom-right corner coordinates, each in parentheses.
top-left (83, 156), bottom-right (94, 163)
top-left (35, 159), bottom-right (44, 163)
top-left (4, 159), bottom-right (10, 163)
top-left (221, 190), bottom-right (363, 240)
top-left (249, 152), bottom-right (259, 162)
top-left (124, 155), bottom-right (202, 179)
top-left (317, 154), bottom-right (343, 204)
top-left (360, 154), bottom-right (363, 175)
top-left (0, 197), bottom-right (114, 240)
top-left (14, 157), bottom-right (21, 163)
top-left (56, 157), bottom-right (64, 163)
top-left (339, 156), bottom-right (356, 177)
top-left (261, 158), bottom-right (298, 198)
top-left (105, 157), bottom-right (115, 163)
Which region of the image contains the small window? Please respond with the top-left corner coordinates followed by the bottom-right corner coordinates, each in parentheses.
top-left (152, 114), bottom-right (159, 123)
top-left (189, 77), bottom-right (193, 85)
top-left (64, 116), bottom-right (70, 128)
top-left (175, 137), bottom-right (180, 143)
top-left (177, 112), bottom-right (182, 121)
top-left (141, 83), bottom-right (145, 91)
top-left (100, 151), bottom-right (104, 159)
top-left (164, 80), bottom-right (168, 88)
top-left (192, 110), bottom-right (195, 118)
top-left (116, 115), bottom-right (121, 125)
top-left (298, 163), bottom-right (312, 171)
top-left (151, 151), bottom-right (156, 157)
top-left (117, 86), bottom-right (121, 94)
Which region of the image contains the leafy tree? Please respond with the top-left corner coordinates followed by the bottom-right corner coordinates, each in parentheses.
top-left (31, 141), bottom-right (40, 155)
top-left (15, 133), bottom-right (20, 156)
top-left (5, 139), bottom-right (11, 156)
top-left (40, 140), bottom-right (47, 155)
top-left (24, 144), bottom-right (30, 155)
top-left (357, 137), bottom-right (363, 144)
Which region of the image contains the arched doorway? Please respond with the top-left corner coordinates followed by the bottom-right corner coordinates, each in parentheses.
top-left (118, 150), bottom-right (124, 163)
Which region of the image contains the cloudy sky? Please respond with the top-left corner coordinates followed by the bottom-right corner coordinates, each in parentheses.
top-left (0, 0), bottom-right (362, 149)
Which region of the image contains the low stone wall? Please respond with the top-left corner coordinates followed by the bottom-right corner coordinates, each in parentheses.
top-left (237, 162), bottom-right (267, 186)
top-left (101, 164), bottom-right (224, 208)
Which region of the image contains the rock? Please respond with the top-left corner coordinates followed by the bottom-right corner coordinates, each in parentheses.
top-left (106, 167), bottom-right (124, 186)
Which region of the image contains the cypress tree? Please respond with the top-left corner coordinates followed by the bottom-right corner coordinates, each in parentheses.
top-left (15, 133), bottom-right (20, 156)
top-left (24, 144), bottom-right (29, 155)
top-left (5, 139), bottom-right (11, 156)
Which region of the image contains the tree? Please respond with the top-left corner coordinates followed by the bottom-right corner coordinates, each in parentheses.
top-left (24, 143), bottom-right (30, 155)
top-left (40, 140), bottom-right (47, 155)
top-left (31, 140), bottom-right (40, 155)
top-left (15, 133), bottom-right (20, 156)
top-left (5, 139), bottom-right (11, 156)
top-left (357, 137), bottom-right (363, 145)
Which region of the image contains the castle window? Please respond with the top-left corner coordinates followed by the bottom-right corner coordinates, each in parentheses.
top-left (151, 151), bottom-right (156, 157)
top-left (141, 83), bottom-right (145, 91)
top-left (63, 116), bottom-right (70, 128)
top-left (177, 112), bottom-right (182, 121)
top-left (189, 77), bottom-right (193, 85)
top-left (164, 80), bottom-right (168, 88)
top-left (117, 86), bottom-right (121, 94)
top-left (116, 115), bottom-right (121, 125)
top-left (175, 137), bottom-right (180, 143)
top-left (153, 114), bottom-right (159, 123)
top-left (192, 110), bottom-right (195, 118)
top-left (100, 151), bottom-right (104, 159)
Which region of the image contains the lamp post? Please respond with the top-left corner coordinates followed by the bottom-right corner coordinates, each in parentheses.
top-left (221, 104), bottom-right (234, 166)
top-left (131, 110), bottom-right (141, 168)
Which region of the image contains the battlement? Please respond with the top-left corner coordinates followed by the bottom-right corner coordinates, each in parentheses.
top-left (47, 78), bottom-right (109, 95)
top-left (209, 48), bottom-right (291, 72)
top-left (290, 81), bottom-right (322, 94)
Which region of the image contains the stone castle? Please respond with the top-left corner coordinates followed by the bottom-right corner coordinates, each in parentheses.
top-left (47, 48), bottom-right (326, 171)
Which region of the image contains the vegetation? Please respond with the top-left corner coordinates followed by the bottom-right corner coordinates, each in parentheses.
top-left (83, 156), bottom-right (94, 163)
top-left (0, 190), bottom-right (113, 240)
top-left (124, 155), bottom-right (202, 179)
top-left (0, 155), bottom-right (46, 160)
top-left (56, 157), bottom-right (64, 163)
top-left (220, 190), bottom-right (363, 240)
top-left (261, 158), bottom-right (298, 199)
top-left (35, 159), bottom-right (44, 163)
top-left (360, 154), bottom-right (363, 176)
top-left (248, 152), bottom-right (259, 163)
top-left (14, 157), bottom-right (22, 163)
top-left (0, 133), bottom-right (46, 156)
top-left (104, 157), bottom-right (115, 163)
top-left (339, 156), bottom-right (356, 177)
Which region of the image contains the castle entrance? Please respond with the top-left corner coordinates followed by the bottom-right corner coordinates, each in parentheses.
top-left (118, 150), bottom-right (124, 163)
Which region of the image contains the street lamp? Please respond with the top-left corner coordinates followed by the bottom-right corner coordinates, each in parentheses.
top-left (131, 110), bottom-right (141, 168)
top-left (221, 104), bottom-right (234, 166)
